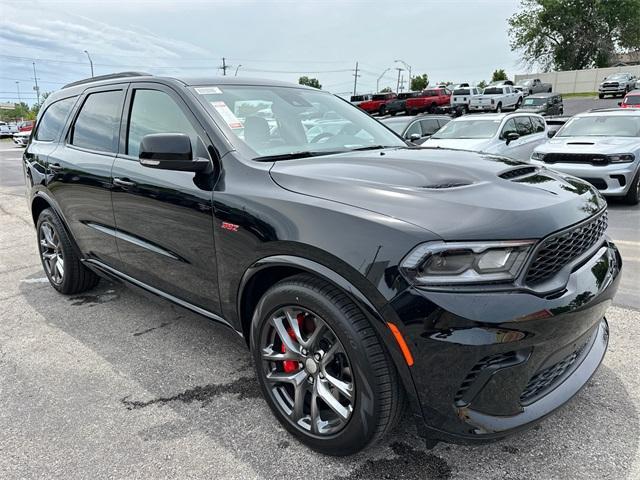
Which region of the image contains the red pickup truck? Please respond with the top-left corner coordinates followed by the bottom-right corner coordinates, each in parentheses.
top-left (405, 88), bottom-right (451, 114)
top-left (357, 92), bottom-right (397, 115)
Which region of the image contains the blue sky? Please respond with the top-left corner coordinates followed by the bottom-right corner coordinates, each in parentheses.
top-left (1, 0), bottom-right (524, 105)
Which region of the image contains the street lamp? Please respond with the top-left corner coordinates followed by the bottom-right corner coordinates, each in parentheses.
top-left (234, 64), bottom-right (242, 76)
top-left (376, 68), bottom-right (390, 92)
top-left (15, 81), bottom-right (21, 103)
top-left (84, 50), bottom-right (94, 77)
top-left (394, 59), bottom-right (412, 89)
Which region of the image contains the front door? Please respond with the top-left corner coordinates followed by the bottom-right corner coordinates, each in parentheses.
top-left (110, 84), bottom-right (221, 314)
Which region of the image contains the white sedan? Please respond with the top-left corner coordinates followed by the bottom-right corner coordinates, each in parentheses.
top-left (422, 112), bottom-right (549, 161)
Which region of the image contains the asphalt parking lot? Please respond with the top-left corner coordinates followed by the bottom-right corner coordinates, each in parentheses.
top-left (1, 99), bottom-right (639, 479)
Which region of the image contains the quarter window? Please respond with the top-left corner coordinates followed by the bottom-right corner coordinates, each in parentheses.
top-left (127, 89), bottom-right (200, 158)
top-left (71, 90), bottom-right (124, 152)
top-left (531, 116), bottom-right (546, 133)
top-left (35, 96), bottom-right (77, 142)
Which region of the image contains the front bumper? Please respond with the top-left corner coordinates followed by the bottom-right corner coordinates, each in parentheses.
top-left (530, 160), bottom-right (639, 196)
top-left (387, 240), bottom-right (621, 443)
top-left (599, 86), bottom-right (626, 95)
top-left (13, 136), bottom-right (28, 146)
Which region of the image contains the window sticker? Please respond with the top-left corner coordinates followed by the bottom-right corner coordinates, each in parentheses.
top-left (211, 101), bottom-right (243, 129)
top-left (195, 86), bottom-right (223, 95)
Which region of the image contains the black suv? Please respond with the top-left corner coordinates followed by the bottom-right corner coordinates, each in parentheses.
top-left (24, 73), bottom-right (621, 456)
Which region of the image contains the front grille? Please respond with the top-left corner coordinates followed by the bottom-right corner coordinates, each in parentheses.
top-left (520, 341), bottom-right (588, 404)
top-left (499, 166), bottom-right (537, 179)
top-left (542, 153), bottom-right (609, 165)
top-left (602, 82), bottom-right (619, 88)
top-left (525, 210), bottom-right (608, 285)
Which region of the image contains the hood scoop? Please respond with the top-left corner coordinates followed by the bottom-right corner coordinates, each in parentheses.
top-left (566, 142), bottom-right (595, 145)
top-left (499, 166), bottom-right (538, 180)
top-left (420, 181), bottom-right (472, 189)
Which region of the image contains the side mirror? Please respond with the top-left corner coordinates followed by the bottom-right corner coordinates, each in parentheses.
top-left (409, 133), bottom-right (421, 142)
top-left (547, 130), bottom-right (557, 138)
top-left (139, 133), bottom-right (209, 172)
top-left (618, 102), bottom-right (622, 106)
top-left (505, 132), bottom-right (520, 144)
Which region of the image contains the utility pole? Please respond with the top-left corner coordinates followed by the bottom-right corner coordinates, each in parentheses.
top-left (352, 61), bottom-right (360, 96)
top-left (220, 57), bottom-right (231, 76)
top-left (376, 68), bottom-right (390, 92)
top-left (84, 50), bottom-right (94, 77)
top-left (395, 67), bottom-right (404, 93)
top-left (32, 62), bottom-right (40, 105)
top-left (399, 74), bottom-right (405, 92)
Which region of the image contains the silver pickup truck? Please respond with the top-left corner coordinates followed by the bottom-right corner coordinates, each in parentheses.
top-left (515, 78), bottom-right (552, 96)
top-left (599, 73), bottom-right (637, 98)
top-left (469, 85), bottom-right (523, 112)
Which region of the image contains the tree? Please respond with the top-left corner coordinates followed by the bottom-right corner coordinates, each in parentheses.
top-left (491, 69), bottom-right (508, 82)
top-left (508, 0), bottom-right (640, 71)
top-left (298, 76), bottom-right (322, 89)
top-left (477, 80), bottom-right (488, 89)
top-left (379, 87), bottom-right (392, 93)
top-left (410, 74), bottom-right (429, 91)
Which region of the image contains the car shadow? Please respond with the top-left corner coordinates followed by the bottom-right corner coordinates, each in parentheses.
top-left (18, 273), bottom-right (639, 480)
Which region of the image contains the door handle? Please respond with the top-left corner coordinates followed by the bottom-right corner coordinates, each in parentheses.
top-left (49, 163), bottom-right (63, 171)
top-left (113, 177), bottom-right (137, 188)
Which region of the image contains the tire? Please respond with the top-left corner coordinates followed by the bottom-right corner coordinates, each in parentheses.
top-left (495, 102), bottom-right (502, 113)
top-left (389, 111), bottom-right (396, 117)
top-left (623, 170), bottom-right (640, 205)
top-left (515, 98), bottom-right (522, 109)
top-left (36, 208), bottom-right (99, 294)
top-left (378, 106), bottom-right (386, 116)
top-left (428, 103), bottom-right (437, 113)
top-left (599, 93), bottom-right (604, 99)
top-left (251, 274), bottom-right (404, 456)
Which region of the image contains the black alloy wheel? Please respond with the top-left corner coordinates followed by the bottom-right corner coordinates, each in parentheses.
top-left (39, 220), bottom-right (64, 285)
top-left (251, 274), bottom-right (404, 455)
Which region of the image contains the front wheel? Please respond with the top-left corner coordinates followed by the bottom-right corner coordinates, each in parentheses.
top-left (495, 102), bottom-right (502, 113)
top-left (251, 274), bottom-right (404, 456)
top-left (623, 170), bottom-right (640, 205)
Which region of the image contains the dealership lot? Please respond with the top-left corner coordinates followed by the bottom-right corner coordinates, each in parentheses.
top-left (1, 91), bottom-right (639, 479)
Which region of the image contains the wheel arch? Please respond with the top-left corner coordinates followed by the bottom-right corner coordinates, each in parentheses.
top-left (30, 192), bottom-right (83, 258)
top-left (237, 255), bottom-right (422, 414)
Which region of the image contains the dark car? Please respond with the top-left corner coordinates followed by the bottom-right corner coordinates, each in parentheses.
top-left (381, 114), bottom-right (450, 144)
top-left (518, 93), bottom-right (564, 116)
top-left (24, 73), bottom-right (620, 456)
top-left (384, 92), bottom-right (420, 116)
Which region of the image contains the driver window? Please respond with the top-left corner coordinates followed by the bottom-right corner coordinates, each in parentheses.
top-left (128, 89), bottom-right (200, 158)
top-left (501, 119), bottom-right (517, 138)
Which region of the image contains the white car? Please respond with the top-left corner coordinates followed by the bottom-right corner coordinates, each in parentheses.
top-left (422, 112), bottom-right (548, 161)
top-left (470, 85), bottom-right (523, 112)
top-left (12, 130), bottom-right (30, 147)
top-left (531, 109), bottom-right (640, 204)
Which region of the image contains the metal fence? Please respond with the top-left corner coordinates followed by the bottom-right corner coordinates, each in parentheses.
top-left (515, 65), bottom-right (640, 94)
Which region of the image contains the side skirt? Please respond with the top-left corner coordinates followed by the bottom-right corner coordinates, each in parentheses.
top-left (82, 258), bottom-right (241, 337)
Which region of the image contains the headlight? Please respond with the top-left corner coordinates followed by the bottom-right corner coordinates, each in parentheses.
top-left (608, 153), bottom-right (635, 163)
top-left (531, 151), bottom-right (544, 161)
top-left (400, 241), bottom-right (534, 286)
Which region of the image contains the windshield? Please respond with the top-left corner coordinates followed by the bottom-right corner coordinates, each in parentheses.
top-left (194, 85), bottom-right (405, 158)
top-left (557, 115), bottom-right (640, 137)
top-left (523, 97), bottom-right (546, 106)
top-left (624, 95), bottom-right (640, 106)
top-left (431, 119), bottom-right (501, 139)
top-left (606, 74), bottom-right (627, 80)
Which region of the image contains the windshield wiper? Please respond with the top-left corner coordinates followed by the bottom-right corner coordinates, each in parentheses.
top-left (349, 145), bottom-right (399, 152)
top-left (254, 150), bottom-right (343, 161)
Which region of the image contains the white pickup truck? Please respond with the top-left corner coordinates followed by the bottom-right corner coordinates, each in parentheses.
top-left (469, 85), bottom-right (523, 113)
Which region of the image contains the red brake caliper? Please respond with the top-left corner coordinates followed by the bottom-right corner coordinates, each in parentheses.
top-left (281, 313), bottom-right (305, 373)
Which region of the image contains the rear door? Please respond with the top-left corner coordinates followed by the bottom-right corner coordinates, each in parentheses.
top-left (110, 83), bottom-right (221, 314)
top-left (46, 85), bottom-right (126, 266)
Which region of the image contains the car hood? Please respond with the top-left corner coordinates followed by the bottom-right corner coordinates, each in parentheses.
top-left (270, 148), bottom-right (605, 241)
top-left (518, 106), bottom-right (545, 113)
top-left (536, 136), bottom-right (640, 154)
top-left (421, 138), bottom-right (491, 151)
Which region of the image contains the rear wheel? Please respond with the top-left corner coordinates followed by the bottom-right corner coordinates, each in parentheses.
top-left (378, 105), bottom-right (386, 116)
top-left (599, 93), bottom-right (605, 99)
top-left (515, 98), bottom-right (522, 109)
top-left (36, 208), bottom-right (99, 294)
top-left (623, 170), bottom-right (640, 205)
top-left (251, 274), bottom-right (404, 456)
top-left (495, 102), bottom-right (502, 113)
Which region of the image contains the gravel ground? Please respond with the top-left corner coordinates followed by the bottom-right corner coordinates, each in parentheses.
top-left (1, 136), bottom-right (639, 479)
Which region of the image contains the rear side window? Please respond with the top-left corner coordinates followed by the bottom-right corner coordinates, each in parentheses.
top-left (127, 89), bottom-right (200, 158)
top-left (531, 116), bottom-right (546, 132)
top-left (71, 90), bottom-right (124, 153)
top-left (35, 97), bottom-right (76, 142)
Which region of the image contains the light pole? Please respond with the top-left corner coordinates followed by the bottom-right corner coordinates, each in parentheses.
top-left (395, 67), bottom-right (404, 93)
top-left (376, 68), bottom-right (390, 92)
top-left (394, 59), bottom-right (412, 89)
top-left (15, 81), bottom-right (21, 104)
top-left (84, 50), bottom-right (94, 77)
top-left (234, 64), bottom-right (242, 76)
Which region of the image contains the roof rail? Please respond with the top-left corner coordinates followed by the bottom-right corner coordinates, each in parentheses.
top-left (62, 71), bottom-right (152, 89)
